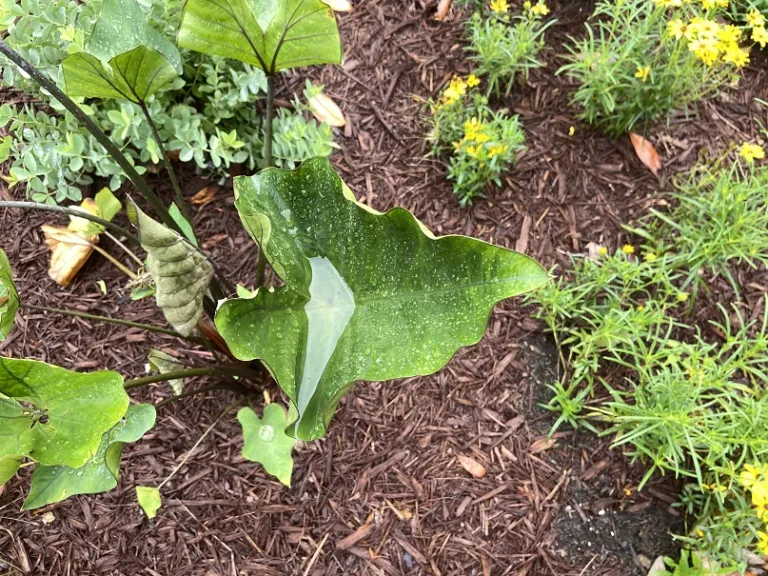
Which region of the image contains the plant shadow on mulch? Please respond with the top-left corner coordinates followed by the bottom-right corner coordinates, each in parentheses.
top-left (1, 0), bottom-right (767, 575)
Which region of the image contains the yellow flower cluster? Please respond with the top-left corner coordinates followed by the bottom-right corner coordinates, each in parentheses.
top-left (490, 0), bottom-right (508, 13)
top-left (455, 117), bottom-right (507, 159)
top-left (523, 0), bottom-right (549, 16)
top-left (740, 463), bottom-right (768, 555)
top-left (439, 75), bottom-right (481, 107)
top-left (749, 9), bottom-right (768, 48)
top-left (653, 0), bottom-right (728, 8)
top-left (667, 16), bottom-right (750, 67)
top-left (740, 142), bottom-right (766, 163)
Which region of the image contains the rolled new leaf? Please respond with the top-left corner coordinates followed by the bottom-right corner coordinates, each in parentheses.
top-left (0, 358), bottom-right (128, 468)
top-left (215, 158), bottom-right (550, 441)
top-left (61, 0), bottom-right (182, 103)
top-left (23, 404), bottom-right (156, 509)
top-left (134, 204), bottom-right (213, 336)
top-left (178, 0), bottom-right (342, 74)
top-left (0, 249), bottom-right (18, 341)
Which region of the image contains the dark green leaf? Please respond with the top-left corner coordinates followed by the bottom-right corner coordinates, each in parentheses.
top-left (178, 0), bottom-right (342, 74)
top-left (0, 358), bottom-right (128, 468)
top-left (134, 204), bottom-right (213, 336)
top-left (22, 404), bottom-right (156, 510)
top-left (0, 249), bottom-right (19, 342)
top-left (215, 158), bottom-right (549, 440)
top-left (238, 404), bottom-right (295, 486)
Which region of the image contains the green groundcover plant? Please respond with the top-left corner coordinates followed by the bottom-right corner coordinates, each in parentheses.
top-left (0, 0), bottom-right (548, 516)
top-left (0, 0), bottom-right (335, 205)
top-left (532, 153), bottom-right (768, 568)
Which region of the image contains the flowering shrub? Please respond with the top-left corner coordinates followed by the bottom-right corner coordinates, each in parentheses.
top-left (560, 0), bottom-right (748, 136)
top-left (427, 74), bottom-right (526, 205)
top-left (466, 0), bottom-right (554, 96)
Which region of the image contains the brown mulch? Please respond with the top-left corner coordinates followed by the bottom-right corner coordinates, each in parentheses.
top-left (2, 0), bottom-right (768, 575)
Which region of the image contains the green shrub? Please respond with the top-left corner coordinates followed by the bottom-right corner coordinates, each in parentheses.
top-left (559, 0), bottom-right (744, 136)
top-left (466, 1), bottom-right (554, 96)
top-left (532, 157), bottom-right (768, 567)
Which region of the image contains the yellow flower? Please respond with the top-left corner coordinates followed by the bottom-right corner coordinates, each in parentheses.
top-left (569, 126), bottom-right (575, 136)
top-left (475, 132), bottom-right (490, 144)
top-left (718, 24), bottom-right (742, 45)
top-left (757, 531), bottom-right (768, 556)
top-left (748, 9), bottom-right (766, 28)
top-left (635, 65), bottom-right (650, 82)
top-left (701, 0), bottom-right (728, 8)
top-left (531, 1), bottom-right (549, 16)
top-left (644, 252), bottom-right (657, 262)
top-left (654, 0), bottom-right (684, 6)
top-left (753, 26), bottom-right (768, 48)
top-left (677, 292), bottom-right (689, 302)
top-left (622, 245), bottom-right (635, 255)
top-left (740, 142), bottom-right (766, 163)
top-left (740, 463), bottom-right (768, 488)
top-left (667, 19), bottom-right (686, 39)
top-left (721, 44), bottom-right (750, 68)
top-left (467, 74), bottom-right (480, 88)
top-left (488, 144), bottom-right (508, 157)
top-left (463, 117), bottom-right (484, 141)
top-left (490, 0), bottom-right (508, 13)
top-left (598, 246), bottom-right (608, 255)
top-left (464, 145), bottom-right (478, 157)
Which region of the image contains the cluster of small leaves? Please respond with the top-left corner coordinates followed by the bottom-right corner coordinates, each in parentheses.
top-left (466, 2), bottom-right (554, 97)
top-left (531, 160), bottom-right (768, 566)
top-left (0, 0), bottom-right (335, 204)
top-left (559, 0), bottom-right (742, 137)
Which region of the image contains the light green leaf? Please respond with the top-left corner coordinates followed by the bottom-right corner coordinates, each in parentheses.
top-left (147, 350), bottom-right (185, 394)
top-left (69, 189), bottom-right (122, 236)
top-left (0, 358), bottom-right (129, 468)
top-left (130, 286), bottom-right (156, 301)
top-left (95, 187), bottom-right (122, 223)
top-left (215, 158), bottom-right (549, 440)
top-left (168, 203), bottom-right (199, 247)
top-left (0, 455), bottom-right (22, 486)
top-left (22, 404), bottom-right (156, 510)
top-left (134, 204), bottom-right (214, 337)
top-left (136, 485), bottom-right (161, 519)
top-left (178, 0), bottom-right (342, 74)
top-left (238, 404), bottom-right (295, 486)
top-left (61, 0), bottom-right (182, 103)
top-left (0, 249), bottom-right (19, 342)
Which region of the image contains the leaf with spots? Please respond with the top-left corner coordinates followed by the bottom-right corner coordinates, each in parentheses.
top-left (134, 204), bottom-right (214, 337)
top-left (178, 0), bottom-right (342, 74)
top-left (215, 158), bottom-right (549, 441)
top-left (22, 404), bottom-right (156, 510)
top-left (0, 358), bottom-right (129, 468)
top-left (61, 0), bottom-right (182, 103)
top-left (0, 249), bottom-right (18, 342)
top-left (238, 404), bottom-right (295, 486)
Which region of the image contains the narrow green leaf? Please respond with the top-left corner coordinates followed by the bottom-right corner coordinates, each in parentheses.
top-left (215, 158), bottom-right (550, 440)
top-left (134, 204), bottom-right (213, 336)
top-left (0, 249), bottom-right (19, 342)
top-left (147, 350), bottom-right (185, 394)
top-left (0, 358), bottom-right (129, 468)
top-left (168, 203), bottom-right (199, 247)
top-left (178, 0), bottom-right (342, 74)
top-left (22, 404), bottom-right (156, 510)
top-left (238, 404), bottom-right (295, 486)
top-left (136, 485), bottom-right (161, 519)
top-left (0, 455), bottom-right (22, 486)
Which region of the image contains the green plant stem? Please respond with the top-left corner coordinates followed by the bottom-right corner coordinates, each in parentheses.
top-left (0, 40), bottom-right (180, 233)
top-left (123, 364), bottom-right (257, 389)
top-left (104, 230), bottom-right (144, 266)
top-left (155, 381), bottom-right (249, 408)
top-left (0, 200), bottom-right (139, 245)
top-left (23, 304), bottom-right (203, 343)
top-left (255, 74), bottom-right (276, 287)
top-left (138, 101), bottom-right (194, 230)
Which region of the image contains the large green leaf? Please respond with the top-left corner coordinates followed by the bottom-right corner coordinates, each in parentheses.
top-left (61, 0), bottom-right (182, 103)
top-left (0, 456), bottom-right (22, 486)
top-left (215, 158), bottom-right (549, 440)
top-left (238, 404), bottom-right (295, 486)
top-left (23, 404), bottom-right (156, 510)
top-left (134, 205), bottom-right (214, 337)
top-left (0, 249), bottom-right (18, 341)
top-left (0, 358), bottom-right (128, 468)
top-left (178, 0), bottom-right (342, 74)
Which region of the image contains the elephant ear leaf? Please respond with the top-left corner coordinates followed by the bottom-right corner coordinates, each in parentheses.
top-left (215, 158), bottom-right (550, 441)
top-left (62, 0), bottom-right (182, 103)
top-left (23, 404), bottom-right (156, 510)
top-left (134, 204), bottom-right (213, 337)
top-left (178, 0), bottom-right (342, 74)
top-left (0, 249), bottom-right (19, 342)
top-left (0, 358), bottom-right (129, 468)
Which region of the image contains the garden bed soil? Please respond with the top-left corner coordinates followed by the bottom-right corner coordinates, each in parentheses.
top-left (2, 0), bottom-right (768, 575)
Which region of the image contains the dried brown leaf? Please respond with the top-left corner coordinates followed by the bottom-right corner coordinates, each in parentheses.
top-left (308, 93), bottom-right (346, 127)
top-left (629, 133), bottom-right (662, 176)
top-left (190, 185), bottom-right (217, 205)
top-left (435, 0), bottom-right (452, 20)
top-left (42, 225), bottom-right (98, 286)
top-left (529, 437), bottom-right (557, 454)
top-left (457, 454), bottom-right (486, 478)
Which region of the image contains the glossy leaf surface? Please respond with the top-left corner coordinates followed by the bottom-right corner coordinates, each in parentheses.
top-left (0, 358), bottom-right (128, 468)
top-left (216, 158), bottom-right (549, 440)
top-left (178, 0), bottom-right (342, 74)
top-left (23, 404), bottom-right (156, 509)
top-left (238, 404), bottom-right (295, 486)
